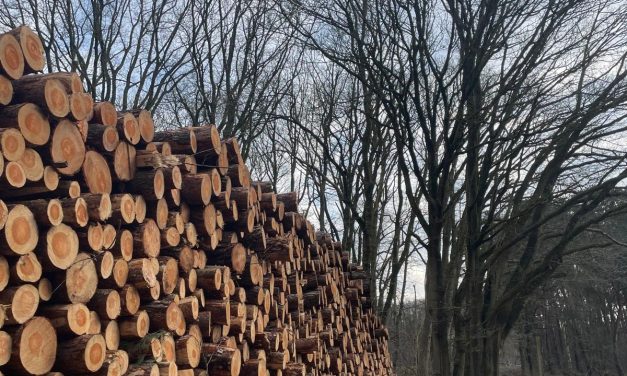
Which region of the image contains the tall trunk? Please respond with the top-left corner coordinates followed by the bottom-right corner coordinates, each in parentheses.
top-left (426, 250), bottom-right (451, 376)
top-left (416, 303), bottom-right (431, 376)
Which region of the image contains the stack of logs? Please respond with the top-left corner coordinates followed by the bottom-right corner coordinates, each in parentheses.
top-left (0, 26), bottom-right (392, 376)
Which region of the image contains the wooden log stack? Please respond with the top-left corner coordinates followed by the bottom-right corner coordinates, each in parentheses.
top-left (0, 26), bottom-right (393, 376)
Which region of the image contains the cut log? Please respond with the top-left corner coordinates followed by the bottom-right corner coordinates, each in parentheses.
top-left (82, 150), bottom-right (113, 193)
top-left (0, 75), bottom-right (12, 105)
top-left (153, 127), bottom-right (197, 154)
top-left (0, 127), bottom-right (25, 161)
top-left (0, 103), bottom-right (49, 146)
top-left (0, 204), bottom-right (38, 255)
top-left (17, 147), bottom-right (44, 181)
top-left (0, 33), bottom-right (24, 79)
top-left (109, 193), bottom-right (136, 224)
top-left (201, 343), bottom-right (242, 376)
top-left (48, 119), bottom-right (86, 175)
top-left (56, 252), bottom-right (98, 303)
top-left (111, 141), bottom-right (136, 181)
top-left (88, 289), bottom-right (122, 320)
top-left (39, 223), bottom-right (79, 270)
top-left (38, 303), bottom-right (90, 336)
top-left (181, 173), bottom-right (212, 205)
top-left (117, 112), bottom-right (141, 145)
top-left (133, 219), bottom-right (161, 258)
top-left (6, 26), bottom-right (44, 73)
top-left (130, 109), bottom-right (155, 144)
top-left (87, 123), bottom-right (120, 152)
top-left (55, 333), bottom-right (106, 373)
top-left (0, 160), bottom-right (26, 188)
top-left (93, 102), bottom-right (118, 127)
top-left (0, 284), bottom-right (39, 324)
top-left (124, 169), bottom-right (164, 200)
top-left (4, 317), bottom-right (56, 375)
top-left (12, 77), bottom-right (70, 118)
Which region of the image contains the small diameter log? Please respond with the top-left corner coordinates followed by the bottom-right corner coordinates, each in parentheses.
top-left (152, 127), bottom-right (197, 154)
top-left (118, 310), bottom-right (150, 339)
top-left (196, 266), bottom-right (222, 293)
top-left (55, 334), bottom-right (107, 373)
top-left (143, 297), bottom-right (185, 334)
top-left (109, 193), bottom-right (136, 224)
top-left (87, 289), bottom-right (122, 320)
top-left (47, 119), bottom-right (86, 175)
top-left (0, 204), bottom-right (38, 255)
top-left (117, 112), bottom-right (141, 145)
top-left (125, 363), bottom-right (158, 376)
top-left (161, 226), bottom-right (180, 248)
top-left (38, 303), bottom-right (90, 336)
top-left (82, 192), bottom-right (112, 221)
top-left (134, 194), bottom-right (147, 223)
top-left (87, 124), bottom-right (120, 152)
top-left (39, 223), bottom-right (79, 270)
top-left (4, 317), bottom-right (57, 375)
top-left (119, 285), bottom-right (141, 317)
top-left (190, 203), bottom-right (216, 237)
top-left (0, 127), bottom-right (25, 161)
top-left (0, 103), bottom-right (50, 146)
top-left (0, 330), bottom-right (10, 366)
top-left (0, 161), bottom-right (26, 188)
top-left (206, 242), bottom-right (247, 274)
top-left (129, 109), bottom-right (155, 144)
top-left (9, 252), bottom-right (42, 283)
top-left (0, 256), bottom-right (9, 290)
top-left (0, 33), bottom-right (24, 79)
top-left (124, 168), bottom-right (164, 200)
top-left (82, 150), bottom-right (113, 194)
top-left (157, 256), bottom-right (179, 295)
top-left (60, 196), bottom-right (89, 228)
top-left (146, 197), bottom-right (168, 229)
top-left (8, 198), bottom-right (62, 227)
top-left (93, 102), bottom-right (118, 127)
top-left (0, 284), bottom-right (39, 324)
top-left (0, 75), bottom-right (12, 105)
top-left (133, 218), bottom-right (161, 258)
top-left (111, 229), bottom-right (133, 261)
top-left (17, 148), bottom-right (44, 181)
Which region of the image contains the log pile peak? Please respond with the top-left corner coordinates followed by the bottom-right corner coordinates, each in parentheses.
top-left (0, 26), bottom-right (393, 376)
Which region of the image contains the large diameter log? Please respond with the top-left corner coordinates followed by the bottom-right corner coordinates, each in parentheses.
top-left (0, 103), bottom-right (49, 146)
top-left (0, 284), bottom-right (39, 324)
top-left (6, 26), bottom-right (45, 73)
top-left (39, 223), bottom-right (79, 270)
top-left (47, 119), bottom-right (86, 175)
top-left (4, 317), bottom-right (57, 375)
top-left (0, 127), bottom-right (25, 161)
top-left (176, 335), bottom-right (201, 368)
top-left (55, 334), bottom-right (106, 373)
top-left (68, 92), bottom-right (93, 121)
top-left (12, 77), bottom-right (70, 118)
top-left (206, 243), bottom-right (247, 274)
top-left (0, 204), bottom-right (38, 255)
top-left (181, 173), bottom-right (211, 205)
top-left (0, 33), bottom-right (24, 79)
top-left (192, 125), bottom-right (221, 158)
top-left (201, 343), bottom-right (241, 376)
top-left (82, 150), bottom-right (113, 193)
top-left (87, 123), bottom-right (119, 152)
top-left (133, 219), bottom-right (161, 257)
top-left (54, 252), bottom-right (98, 303)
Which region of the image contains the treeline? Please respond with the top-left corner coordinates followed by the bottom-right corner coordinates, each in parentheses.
top-left (2, 0), bottom-right (627, 375)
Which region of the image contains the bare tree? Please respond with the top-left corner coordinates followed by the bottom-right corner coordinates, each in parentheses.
top-left (279, 0), bottom-right (627, 374)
